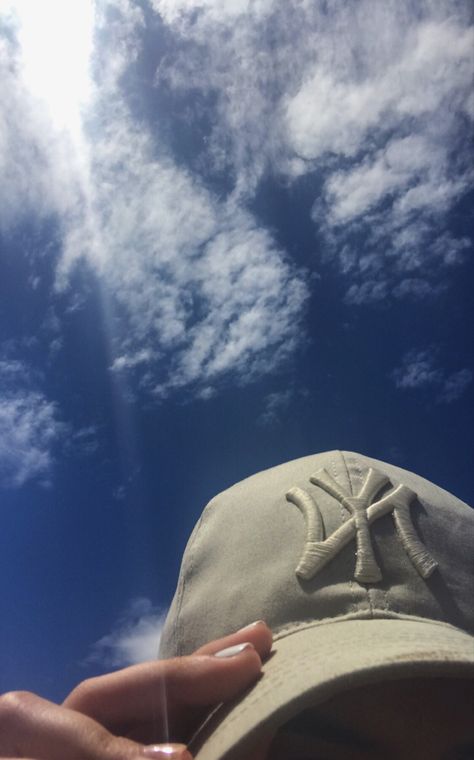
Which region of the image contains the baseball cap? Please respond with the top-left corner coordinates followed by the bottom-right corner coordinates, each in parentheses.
top-left (159, 450), bottom-right (474, 760)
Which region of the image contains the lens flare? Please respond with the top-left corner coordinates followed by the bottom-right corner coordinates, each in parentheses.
top-left (5, 0), bottom-right (95, 139)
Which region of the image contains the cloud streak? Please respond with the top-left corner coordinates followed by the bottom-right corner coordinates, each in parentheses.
top-left (1, 0), bottom-right (472, 399)
top-left (392, 349), bottom-right (472, 404)
top-left (155, 0), bottom-right (474, 302)
top-left (0, 359), bottom-right (65, 487)
top-left (1, 0), bottom-right (308, 399)
top-left (87, 597), bottom-right (166, 667)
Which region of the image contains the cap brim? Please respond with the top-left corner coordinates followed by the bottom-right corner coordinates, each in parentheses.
top-left (191, 616), bottom-right (474, 760)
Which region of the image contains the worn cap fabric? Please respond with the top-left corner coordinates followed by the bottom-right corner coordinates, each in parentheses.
top-left (159, 450), bottom-right (474, 760)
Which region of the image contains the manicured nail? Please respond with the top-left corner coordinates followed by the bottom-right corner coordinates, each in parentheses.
top-left (238, 619), bottom-right (265, 631)
top-left (214, 642), bottom-right (254, 658)
top-left (140, 744), bottom-right (191, 758)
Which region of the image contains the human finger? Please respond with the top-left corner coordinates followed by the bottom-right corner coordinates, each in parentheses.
top-left (0, 690), bottom-right (191, 760)
top-left (64, 640), bottom-right (264, 743)
top-left (193, 620), bottom-right (272, 659)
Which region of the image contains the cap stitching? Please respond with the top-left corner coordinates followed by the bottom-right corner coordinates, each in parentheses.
top-left (272, 611), bottom-right (472, 642)
top-left (347, 453), bottom-right (376, 616)
top-left (202, 627), bottom-right (474, 744)
top-left (287, 463), bottom-right (438, 585)
top-left (335, 452), bottom-right (364, 615)
top-left (356, 456), bottom-right (377, 615)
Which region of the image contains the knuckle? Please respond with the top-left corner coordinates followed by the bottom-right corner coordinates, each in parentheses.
top-left (65, 676), bottom-right (99, 710)
top-left (0, 690), bottom-right (38, 725)
top-left (84, 723), bottom-right (135, 760)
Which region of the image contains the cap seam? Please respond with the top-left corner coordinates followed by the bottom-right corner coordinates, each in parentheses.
top-left (339, 451), bottom-right (373, 616)
top-left (272, 611), bottom-right (472, 642)
top-left (174, 505), bottom-right (211, 656)
top-left (331, 452), bottom-right (356, 614)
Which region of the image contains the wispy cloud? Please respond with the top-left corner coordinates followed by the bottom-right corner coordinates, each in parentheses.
top-left (258, 386), bottom-right (309, 426)
top-left (154, 0), bottom-right (474, 301)
top-left (0, 359), bottom-right (65, 487)
top-left (392, 349), bottom-right (472, 403)
top-left (0, 3), bottom-right (89, 230)
top-left (258, 389), bottom-right (294, 427)
top-left (392, 349), bottom-right (443, 390)
top-left (69, 424), bottom-right (101, 456)
top-left (438, 368), bottom-right (473, 404)
top-left (87, 597), bottom-right (166, 667)
top-left (1, 0), bottom-right (472, 400)
top-left (1, 0), bottom-right (307, 400)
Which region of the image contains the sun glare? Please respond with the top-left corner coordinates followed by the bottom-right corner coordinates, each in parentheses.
top-left (8, 0), bottom-right (95, 138)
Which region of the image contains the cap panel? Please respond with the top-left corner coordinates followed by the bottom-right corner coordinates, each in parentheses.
top-left (159, 511), bottom-right (207, 658)
top-left (341, 451), bottom-right (474, 632)
top-left (160, 450), bottom-right (474, 660)
top-left (159, 449), bottom-right (474, 760)
top-left (167, 451), bottom-right (374, 654)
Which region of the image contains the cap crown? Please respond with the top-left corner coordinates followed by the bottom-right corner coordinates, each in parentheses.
top-left (160, 451), bottom-right (474, 657)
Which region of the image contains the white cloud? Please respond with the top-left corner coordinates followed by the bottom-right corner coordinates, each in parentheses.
top-left (0, 394), bottom-right (58, 487)
top-left (258, 386), bottom-right (309, 426)
top-left (61, 113), bottom-right (307, 395)
top-left (154, 0), bottom-right (473, 301)
top-left (392, 278), bottom-right (441, 300)
top-left (345, 279), bottom-right (388, 306)
top-left (1, 1), bottom-right (307, 399)
top-left (392, 349), bottom-right (442, 390)
top-left (111, 349), bottom-right (156, 373)
top-left (64, 3), bottom-right (307, 397)
top-left (392, 349), bottom-right (472, 403)
top-left (153, 0), bottom-right (274, 24)
top-left (438, 369), bottom-right (473, 404)
top-left (1, 0), bottom-right (473, 407)
top-left (322, 136), bottom-right (441, 225)
top-left (70, 424), bottom-right (100, 456)
top-left (0, 360), bottom-right (65, 487)
top-left (0, 354), bottom-right (99, 482)
top-left (87, 597), bottom-right (166, 667)
top-left (257, 389), bottom-right (293, 427)
top-left (0, 10), bottom-right (87, 230)
top-left (284, 18), bottom-right (473, 164)
top-left (0, 359), bottom-right (26, 381)
top-left (430, 233), bottom-right (472, 268)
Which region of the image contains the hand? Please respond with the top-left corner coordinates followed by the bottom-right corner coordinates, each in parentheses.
top-left (64, 620), bottom-right (273, 745)
top-left (0, 689), bottom-right (182, 759)
top-left (0, 621), bottom-right (272, 759)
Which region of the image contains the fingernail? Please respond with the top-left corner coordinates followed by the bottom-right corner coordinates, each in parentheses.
top-left (214, 641), bottom-right (254, 658)
top-left (238, 619), bottom-right (265, 631)
top-left (140, 744), bottom-right (190, 758)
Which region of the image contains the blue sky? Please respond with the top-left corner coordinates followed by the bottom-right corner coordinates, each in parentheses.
top-left (0, 0), bottom-right (473, 702)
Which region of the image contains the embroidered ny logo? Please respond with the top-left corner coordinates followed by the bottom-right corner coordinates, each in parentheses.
top-left (286, 468), bottom-right (438, 583)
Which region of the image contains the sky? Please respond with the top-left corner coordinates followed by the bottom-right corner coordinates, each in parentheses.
top-left (0, 0), bottom-right (473, 702)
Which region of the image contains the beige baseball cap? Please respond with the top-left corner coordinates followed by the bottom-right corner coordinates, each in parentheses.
top-left (159, 450), bottom-right (474, 759)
